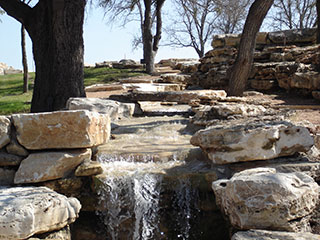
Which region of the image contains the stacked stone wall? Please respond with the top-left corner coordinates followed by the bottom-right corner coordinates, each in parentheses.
top-left (190, 28), bottom-right (320, 100)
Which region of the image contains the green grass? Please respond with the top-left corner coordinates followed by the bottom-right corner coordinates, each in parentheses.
top-left (84, 67), bottom-right (145, 86)
top-left (0, 67), bottom-right (145, 115)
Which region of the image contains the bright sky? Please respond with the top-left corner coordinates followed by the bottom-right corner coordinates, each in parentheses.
top-left (0, 3), bottom-right (199, 71)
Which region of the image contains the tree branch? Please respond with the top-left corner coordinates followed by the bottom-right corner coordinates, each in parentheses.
top-left (0, 0), bottom-right (32, 25)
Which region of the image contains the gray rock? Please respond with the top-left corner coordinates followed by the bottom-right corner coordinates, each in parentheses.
top-left (66, 98), bottom-right (136, 120)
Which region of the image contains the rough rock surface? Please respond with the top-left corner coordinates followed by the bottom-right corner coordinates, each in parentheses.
top-left (0, 186), bottom-right (81, 240)
top-left (231, 229), bottom-right (320, 240)
top-left (110, 90), bottom-right (227, 104)
top-left (66, 98), bottom-right (136, 120)
top-left (212, 168), bottom-right (320, 231)
top-left (191, 121), bottom-right (314, 164)
top-left (14, 149), bottom-right (92, 184)
top-left (0, 116), bottom-right (11, 149)
top-left (29, 226), bottom-right (71, 240)
top-left (6, 138), bottom-right (29, 157)
top-left (75, 161), bottom-right (103, 177)
top-left (0, 152), bottom-right (23, 166)
top-left (12, 110), bottom-right (110, 150)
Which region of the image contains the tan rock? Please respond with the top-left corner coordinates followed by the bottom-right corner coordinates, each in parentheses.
top-left (6, 137), bottom-right (29, 157)
top-left (212, 168), bottom-right (320, 231)
top-left (0, 152), bottom-right (23, 166)
top-left (191, 121), bottom-right (314, 164)
top-left (75, 161), bottom-right (103, 177)
top-left (160, 73), bottom-right (191, 84)
top-left (232, 230), bottom-right (320, 240)
top-left (12, 110), bottom-right (110, 150)
top-left (0, 116), bottom-right (11, 149)
top-left (14, 149), bottom-right (92, 184)
top-left (42, 178), bottom-right (83, 197)
top-left (0, 186), bottom-right (81, 240)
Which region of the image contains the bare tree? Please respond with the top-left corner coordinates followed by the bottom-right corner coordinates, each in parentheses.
top-left (99, 0), bottom-right (165, 74)
top-left (269, 0), bottom-right (316, 30)
top-left (228, 0), bottom-right (274, 96)
top-left (165, 0), bottom-right (218, 58)
top-left (214, 0), bottom-right (253, 34)
top-left (165, 0), bottom-right (252, 58)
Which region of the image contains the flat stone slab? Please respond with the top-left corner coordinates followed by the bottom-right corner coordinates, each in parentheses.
top-left (0, 186), bottom-right (81, 239)
top-left (212, 168), bottom-right (320, 231)
top-left (14, 149), bottom-right (92, 184)
top-left (67, 98), bottom-right (136, 120)
top-left (138, 101), bottom-right (191, 116)
top-left (232, 230), bottom-right (320, 240)
top-left (85, 84), bottom-right (125, 92)
top-left (110, 90), bottom-right (227, 104)
top-left (122, 83), bottom-right (183, 92)
top-left (12, 110), bottom-right (110, 150)
top-left (191, 121), bottom-right (314, 164)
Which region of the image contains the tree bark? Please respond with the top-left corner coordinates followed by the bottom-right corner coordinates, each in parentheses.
top-left (317, 0), bottom-right (320, 43)
top-left (143, 0), bottom-right (154, 74)
top-left (143, 0), bottom-right (165, 74)
top-left (0, 0), bottom-right (86, 112)
top-left (227, 0), bottom-right (274, 96)
top-left (21, 24), bottom-right (28, 93)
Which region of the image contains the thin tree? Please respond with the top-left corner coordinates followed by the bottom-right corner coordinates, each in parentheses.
top-left (228, 0), bottom-right (274, 96)
top-left (99, 0), bottom-right (165, 74)
top-left (21, 0), bottom-right (31, 93)
top-left (165, 0), bottom-right (218, 58)
top-left (0, 0), bottom-right (86, 112)
top-left (317, 0), bottom-right (320, 43)
top-left (270, 0), bottom-right (316, 30)
top-left (214, 0), bottom-right (252, 34)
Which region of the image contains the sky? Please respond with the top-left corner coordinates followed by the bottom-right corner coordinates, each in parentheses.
top-left (0, 3), bottom-right (198, 71)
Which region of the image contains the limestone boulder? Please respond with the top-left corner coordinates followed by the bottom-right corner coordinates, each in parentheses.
top-left (12, 110), bottom-right (110, 150)
top-left (66, 98), bottom-right (136, 120)
top-left (212, 168), bottom-right (320, 231)
top-left (29, 226), bottom-right (71, 240)
top-left (0, 186), bottom-right (81, 239)
top-left (14, 149), bottom-right (92, 184)
top-left (232, 230), bottom-right (320, 240)
top-left (0, 116), bottom-right (11, 149)
top-left (190, 121), bottom-right (314, 164)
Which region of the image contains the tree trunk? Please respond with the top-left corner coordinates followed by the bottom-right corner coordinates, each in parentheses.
top-left (21, 24), bottom-right (28, 93)
top-left (227, 0), bottom-right (274, 96)
top-left (0, 0), bottom-right (86, 112)
top-left (143, 0), bottom-right (155, 74)
top-left (317, 0), bottom-right (320, 43)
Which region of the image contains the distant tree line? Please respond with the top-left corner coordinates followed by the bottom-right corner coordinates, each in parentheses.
top-left (0, 0), bottom-right (319, 113)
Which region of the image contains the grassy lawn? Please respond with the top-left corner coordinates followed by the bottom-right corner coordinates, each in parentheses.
top-left (0, 67), bottom-right (145, 115)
